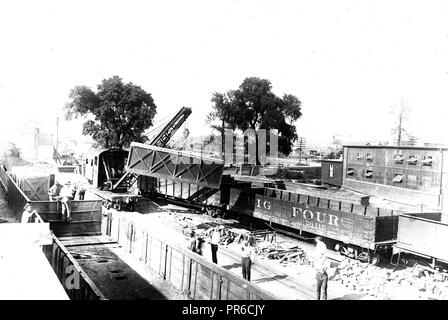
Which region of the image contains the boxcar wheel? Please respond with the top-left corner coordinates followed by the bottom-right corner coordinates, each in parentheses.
top-left (370, 252), bottom-right (381, 266)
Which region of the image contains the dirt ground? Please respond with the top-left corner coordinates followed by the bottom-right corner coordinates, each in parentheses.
top-left (118, 201), bottom-right (448, 300)
top-left (113, 202), bottom-right (374, 300)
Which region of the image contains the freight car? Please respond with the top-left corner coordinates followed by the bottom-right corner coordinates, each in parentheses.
top-left (83, 148), bottom-right (142, 211)
top-left (229, 186), bottom-right (403, 264)
top-left (81, 107), bottom-right (193, 211)
top-left (392, 213), bottom-right (448, 274)
top-left (320, 159), bottom-right (343, 187)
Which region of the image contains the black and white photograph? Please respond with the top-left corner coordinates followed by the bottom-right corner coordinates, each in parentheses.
top-left (0, 0), bottom-right (447, 306)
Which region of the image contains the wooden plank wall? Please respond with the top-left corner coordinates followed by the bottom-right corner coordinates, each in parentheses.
top-left (42, 235), bottom-right (107, 300)
top-left (105, 211), bottom-right (275, 300)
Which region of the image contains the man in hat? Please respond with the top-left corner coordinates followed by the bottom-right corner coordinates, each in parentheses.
top-left (313, 237), bottom-right (331, 300)
top-left (241, 238), bottom-right (256, 281)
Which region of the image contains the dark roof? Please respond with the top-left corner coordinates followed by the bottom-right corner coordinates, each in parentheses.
top-left (343, 145), bottom-right (448, 151)
top-left (320, 159), bottom-right (343, 163)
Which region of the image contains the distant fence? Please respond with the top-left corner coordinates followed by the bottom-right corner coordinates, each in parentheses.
top-left (42, 234), bottom-right (107, 300)
top-left (105, 210), bottom-right (275, 300)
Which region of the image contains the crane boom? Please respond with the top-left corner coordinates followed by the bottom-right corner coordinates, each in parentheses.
top-left (149, 107), bottom-right (192, 147)
top-left (111, 106), bottom-right (191, 191)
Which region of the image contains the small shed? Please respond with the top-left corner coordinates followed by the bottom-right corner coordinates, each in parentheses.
top-left (321, 159), bottom-right (343, 187)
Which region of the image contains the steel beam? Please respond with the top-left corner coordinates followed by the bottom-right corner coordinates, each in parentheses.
top-left (127, 142), bottom-right (224, 189)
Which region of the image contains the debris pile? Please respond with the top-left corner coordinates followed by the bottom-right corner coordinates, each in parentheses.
top-left (333, 259), bottom-right (448, 300)
top-left (255, 242), bottom-right (312, 266)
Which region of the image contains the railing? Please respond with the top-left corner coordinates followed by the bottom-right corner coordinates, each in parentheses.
top-left (30, 211), bottom-right (45, 224)
top-left (105, 210), bottom-right (275, 300)
top-left (42, 234), bottom-right (107, 300)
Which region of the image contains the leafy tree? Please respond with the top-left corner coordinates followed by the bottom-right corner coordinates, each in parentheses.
top-left (65, 76), bottom-right (157, 149)
top-left (324, 150), bottom-right (343, 160)
top-left (207, 77), bottom-right (302, 163)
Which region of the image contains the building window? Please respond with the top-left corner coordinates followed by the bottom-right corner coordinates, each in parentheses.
top-left (407, 174), bottom-right (417, 186)
top-left (86, 159), bottom-right (88, 164)
top-left (407, 155), bottom-right (418, 165)
top-left (366, 153), bottom-right (374, 162)
top-left (422, 156), bottom-right (433, 166)
top-left (394, 154), bottom-right (404, 164)
top-left (422, 176), bottom-right (432, 188)
top-left (357, 152), bottom-right (364, 160)
top-left (393, 174), bottom-right (403, 183)
top-left (347, 168), bottom-right (355, 176)
top-left (365, 170), bottom-right (373, 178)
top-left (329, 164), bottom-right (334, 178)
top-left (94, 156), bottom-right (98, 166)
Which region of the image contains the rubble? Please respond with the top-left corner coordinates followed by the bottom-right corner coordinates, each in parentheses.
top-left (332, 259), bottom-right (448, 300)
top-left (255, 241), bottom-right (312, 266)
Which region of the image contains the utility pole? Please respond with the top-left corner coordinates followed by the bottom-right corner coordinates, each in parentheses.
top-left (297, 137), bottom-right (306, 165)
top-left (34, 127), bottom-right (39, 160)
top-left (56, 117), bottom-right (59, 154)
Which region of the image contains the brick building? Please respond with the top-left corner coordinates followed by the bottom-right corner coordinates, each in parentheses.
top-left (342, 145), bottom-right (448, 212)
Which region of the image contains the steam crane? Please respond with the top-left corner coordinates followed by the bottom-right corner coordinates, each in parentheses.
top-left (110, 107), bottom-right (192, 191)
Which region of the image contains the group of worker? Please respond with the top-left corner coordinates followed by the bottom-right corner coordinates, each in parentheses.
top-left (188, 226), bottom-right (256, 282)
top-left (21, 180), bottom-right (87, 223)
top-left (48, 180), bottom-right (86, 221)
top-left (187, 228), bottom-right (331, 300)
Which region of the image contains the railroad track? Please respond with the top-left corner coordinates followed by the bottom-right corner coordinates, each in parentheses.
top-left (144, 200), bottom-right (358, 300)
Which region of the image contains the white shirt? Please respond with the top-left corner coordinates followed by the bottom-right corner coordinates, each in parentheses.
top-left (314, 255), bottom-right (331, 274)
top-left (315, 240), bottom-right (327, 257)
top-left (21, 210), bottom-right (32, 223)
top-left (211, 230), bottom-right (220, 245)
top-left (60, 186), bottom-right (74, 199)
top-left (241, 245), bottom-right (255, 261)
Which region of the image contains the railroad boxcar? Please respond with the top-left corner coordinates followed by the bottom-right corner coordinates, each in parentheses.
top-left (230, 187), bottom-right (402, 264)
top-left (83, 148), bottom-right (142, 210)
top-left (320, 159), bottom-right (343, 187)
top-left (84, 148), bottom-right (128, 189)
top-left (393, 212), bottom-right (448, 272)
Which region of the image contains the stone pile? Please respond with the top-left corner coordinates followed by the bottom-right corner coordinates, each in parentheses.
top-left (255, 242), bottom-right (312, 266)
top-left (333, 259), bottom-right (448, 300)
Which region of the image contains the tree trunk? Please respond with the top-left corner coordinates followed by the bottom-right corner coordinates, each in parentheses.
top-left (254, 127), bottom-right (260, 165)
top-left (221, 119), bottom-right (225, 158)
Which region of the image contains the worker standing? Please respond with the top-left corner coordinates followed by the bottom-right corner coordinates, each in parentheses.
top-left (60, 181), bottom-right (75, 221)
top-left (313, 249), bottom-right (331, 300)
top-left (241, 238), bottom-right (255, 281)
top-left (188, 231), bottom-right (197, 253)
top-left (315, 236), bottom-right (327, 256)
top-left (209, 226), bottom-right (221, 264)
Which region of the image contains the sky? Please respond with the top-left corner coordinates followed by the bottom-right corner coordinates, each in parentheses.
top-left (1, 0), bottom-right (448, 152)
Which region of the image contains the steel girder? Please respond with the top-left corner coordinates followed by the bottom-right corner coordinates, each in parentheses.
top-left (127, 142), bottom-right (224, 189)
